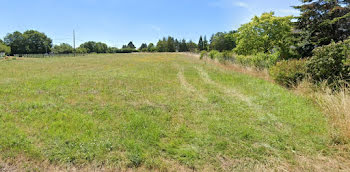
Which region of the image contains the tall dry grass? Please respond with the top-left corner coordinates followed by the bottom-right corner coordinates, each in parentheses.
top-left (295, 80), bottom-right (350, 144)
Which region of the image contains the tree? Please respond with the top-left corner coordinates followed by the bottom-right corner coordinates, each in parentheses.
top-left (203, 36), bottom-right (209, 51)
top-left (156, 38), bottom-right (167, 52)
top-left (52, 43), bottom-right (74, 54)
top-left (210, 31), bottom-right (236, 52)
top-left (293, 0), bottom-right (350, 57)
top-left (4, 31), bottom-right (24, 55)
top-left (127, 41), bottom-right (136, 49)
top-left (147, 43), bottom-right (156, 52)
top-left (22, 30), bottom-right (53, 54)
top-left (0, 41), bottom-right (11, 55)
top-left (175, 39), bottom-right (180, 52)
top-left (179, 39), bottom-right (188, 52)
top-left (187, 41), bottom-right (198, 52)
top-left (79, 41), bottom-right (96, 53)
top-left (139, 43), bottom-right (148, 51)
top-left (198, 36), bottom-right (204, 51)
top-left (167, 36), bottom-right (176, 52)
top-left (79, 41), bottom-right (108, 53)
top-left (95, 42), bottom-right (108, 53)
top-left (234, 12), bottom-right (294, 59)
top-left (76, 47), bottom-right (88, 54)
top-left (107, 47), bottom-right (119, 53)
top-left (5, 30), bottom-right (53, 55)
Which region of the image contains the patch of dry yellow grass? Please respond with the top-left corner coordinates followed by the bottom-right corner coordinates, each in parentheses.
top-left (295, 81), bottom-right (350, 143)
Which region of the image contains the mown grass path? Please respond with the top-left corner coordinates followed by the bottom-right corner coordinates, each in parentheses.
top-left (0, 54), bottom-right (331, 171)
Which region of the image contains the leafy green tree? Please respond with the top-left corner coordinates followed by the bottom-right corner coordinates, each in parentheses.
top-left (156, 38), bottom-right (167, 52)
top-left (187, 41), bottom-right (198, 52)
top-left (293, 0), bottom-right (350, 57)
top-left (107, 47), bottom-right (119, 53)
top-left (210, 31), bottom-right (236, 52)
top-left (80, 41), bottom-right (97, 53)
top-left (5, 30), bottom-right (53, 54)
top-left (22, 30), bottom-right (53, 54)
top-left (95, 42), bottom-right (108, 53)
top-left (0, 41), bottom-right (11, 55)
top-left (52, 43), bottom-right (74, 54)
top-left (4, 31), bottom-right (25, 54)
top-left (79, 41), bottom-right (108, 53)
top-left (234, 12), bottom-right (294, 59)
top-left (76, 47), bottom-right (88, 54)
top-left (147, 43), bottom-right (156, 52)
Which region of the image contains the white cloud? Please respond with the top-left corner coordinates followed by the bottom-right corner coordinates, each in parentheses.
top-left (150, 25), bottom-right (161, 32)
top-left (234, 1), bottom-right (249, 8)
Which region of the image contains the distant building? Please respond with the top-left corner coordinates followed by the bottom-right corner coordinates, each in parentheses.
top-left (0, 52), bottom-right (5, 58)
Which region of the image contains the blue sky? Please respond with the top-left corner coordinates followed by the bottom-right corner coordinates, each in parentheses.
top-left (0, 0), bottom-right (301, 48)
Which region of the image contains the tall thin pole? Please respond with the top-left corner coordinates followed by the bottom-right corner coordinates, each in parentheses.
top-left (73, 29), bottom-right (76, 57)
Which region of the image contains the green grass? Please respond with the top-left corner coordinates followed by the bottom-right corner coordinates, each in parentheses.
top-left (0, 53), bottom-right (331, 170)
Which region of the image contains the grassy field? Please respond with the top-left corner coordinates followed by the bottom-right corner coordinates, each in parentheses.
top-left (0, 53), bottom-right (343, 171)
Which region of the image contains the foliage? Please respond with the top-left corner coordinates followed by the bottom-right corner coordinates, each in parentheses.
top-left (216, 51), bottom-right (234, 63)
top-left (139, 43), bottom-right (148, 51)
top-left (52, 43), bottom-right (74, 54)
top-left (147, 43), bottom-right (156, 52)
top-left (198, 36), bottom-right (209, 51)
top-left (203, 36), bottom-right (209, 51)
top-left (306, 39), bottom-right (350, 86)
top-left (179, 39), bottom-right (189, 52)
top-left (107, 47), bottom-right (119, 53)
top-left (76, 47), bottom-right (88, 54)
top-left (208, 50), bottom-right (219, 59)
top-left (270, 59), bottom-right (307, 87)
top-left (79, 41), bottom-right (108, 53)
top-left (234, 12), bottom-right (294, 59)
top-left (127, 41), bottom-right (136, 49)
top-left (155, 37), bottom-right (197, 52)
top-left (293, 0), bottom-right (350, 56)
top-left (235, 52), bottom-right (279, 69)
top-left (116, 48), bottom-right (138, 53)
top-left (4, 30), bottom-right (52, 54)
top-left (186, 41), bottom-right (198, 52)
top-left (156, 37), bottom-right (176, 52)
top-left (0, 41), bottom-right (11, 55)
top-left (209, 31), bottom-right (236, 52)
top-left (200, 50), bottom-right (208, 60)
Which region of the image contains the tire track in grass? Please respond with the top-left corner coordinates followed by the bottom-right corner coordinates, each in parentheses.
top-left (176, 65), bottom-right (208, 103)
top-left (195, 66), bottom-right (287, 155)
top-left (195, 66), bottom-right (257, 108)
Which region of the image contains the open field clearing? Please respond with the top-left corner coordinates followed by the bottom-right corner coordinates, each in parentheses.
top-left (0, 53), bottom-right (348, 171)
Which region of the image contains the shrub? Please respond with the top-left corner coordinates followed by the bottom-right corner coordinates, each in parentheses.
top-left (200, 50), bottom-right (208, 60)
top-left (251, 52), bottom-right (279, 69)
top-left (270, 59), bottom-right (307, 87)
top-left (76, 47), bottom-right (88, 54)
top-left (116, 48), bottom-right (139, 53)
top-left (307, 39), bottom-right (350, 87)
top-left (208, 50), bottom-right (219, 59)
top-left (235, 52), bottom-right (279, 69)
top-left (218, 51), bottom-right (234, 64)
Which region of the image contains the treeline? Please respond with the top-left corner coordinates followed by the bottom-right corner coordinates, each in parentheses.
top-left (0, 29), bottom-right (238, 55)
top-left (200, 0), bottom-right (350, 88)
